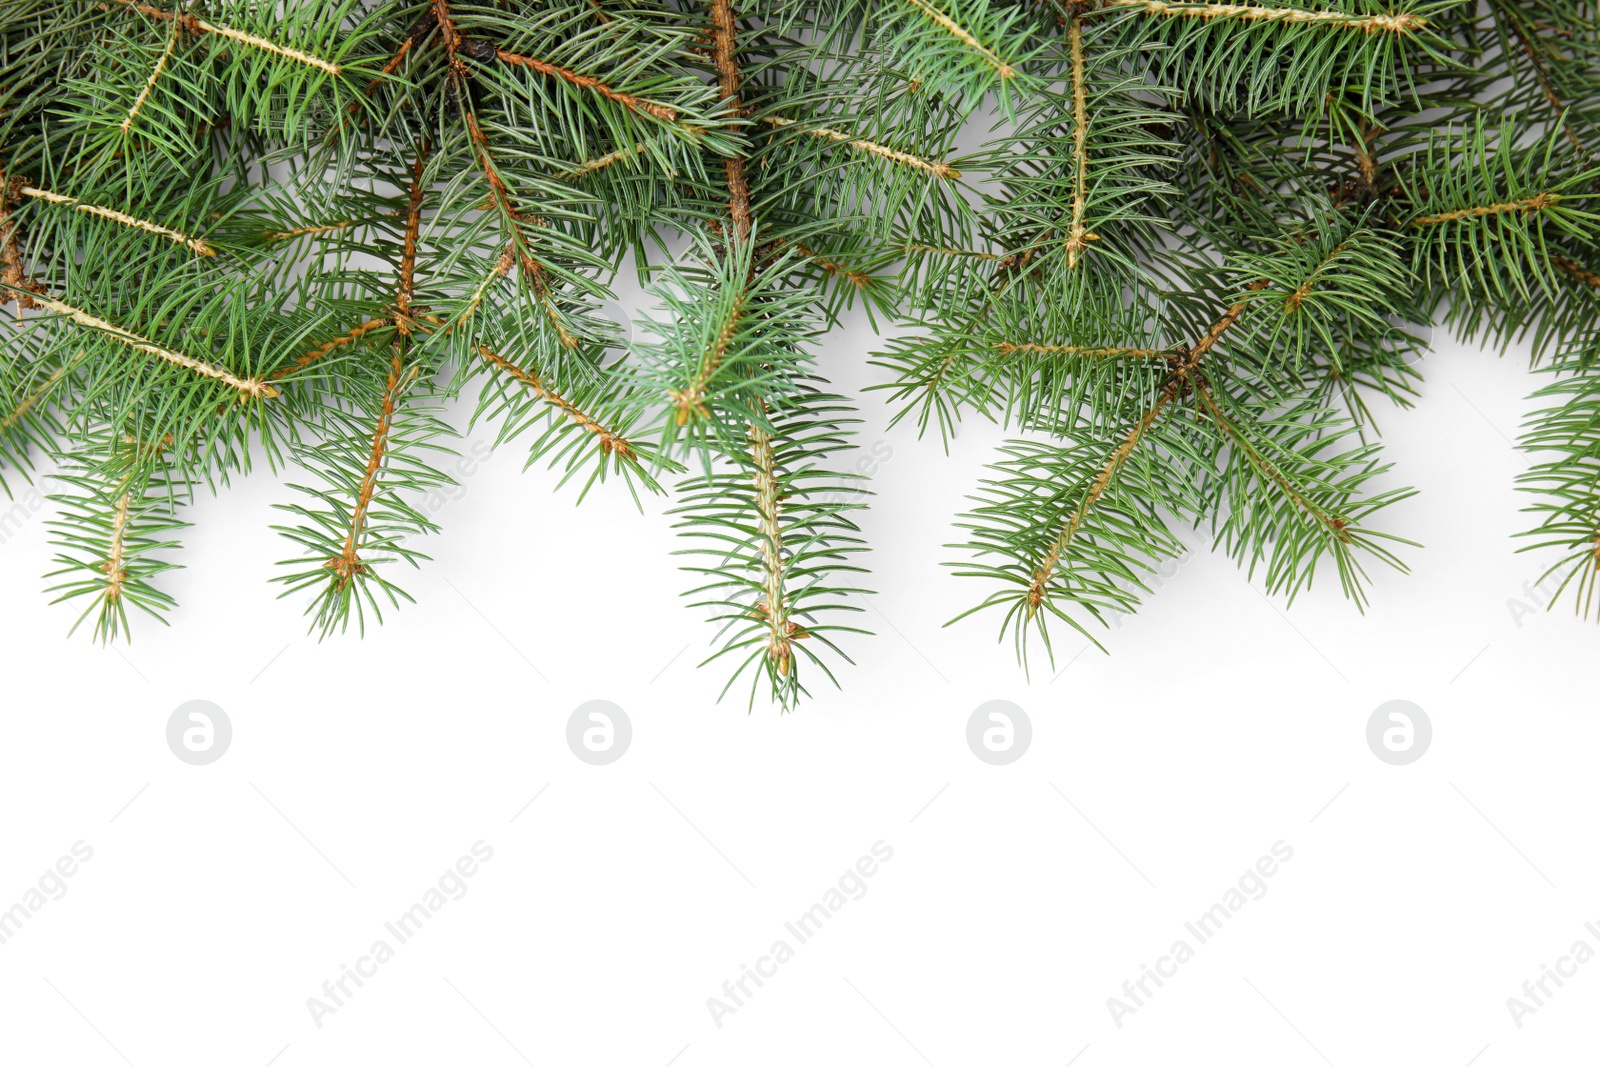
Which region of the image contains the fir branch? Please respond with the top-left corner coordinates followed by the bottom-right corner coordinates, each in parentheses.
top-left (708, 0), bottom-right (752, 242)
top-left (669, 278), bottom-right (749, 425)
top-left (120, 20), bottom-right (179, 135)
top-left (111, 0), bottom-right (343, 75)
top-left (17, 185), bottom-right (216, 256)
top-left (1025, 398), bottom-right (1169, 617)
top-left (993, 342), bottom-right (1168, 358)
top-left (330, 354), bottom-right (416, 584)
top-left (2, 356), bottom-right (77, 435)
top-left (747, 413), bottom-right (796, 677)
top-left (272, 319), bottom-right (391, 382)
top-left (265, 220), bottom-right (354, 241)
top-left (26, 294), bottom-right (278, 399)
top-left (479, 345), bottom-right (637, 460)
top-left (556, 141), bottom-right (658, 181)
top-left (760, 117), bottom-right (960, 179)
top-left (1100, 0), bottom-right (1429, 34)
top-left (496, 48), bottom-right (683, 124)
top-left (1410, 192), bottom-right (1562, 227)
top-left (1065, 8), bottom-right (1093, 268)
top-left (890, 0), bottom-right (1015, 78)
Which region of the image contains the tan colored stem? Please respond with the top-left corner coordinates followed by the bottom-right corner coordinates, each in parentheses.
top-left (994, 342), bottom-right (1168, 358)
top-left (113, 0), bottom-right (341, 74)
top-left (1, 353), bottom-right (82, 433)
top-left (20, 186), bottom-right (215, 256)
top-left (708, 0), bottom-right (752, 242)
top-left (1027, 398), bottom-right (1168, 615)
top-left (1101, 0), bottom-right (1428, 33)
top-left (463, 111), bottom-right (578, 349)
top-left (760, 116), bottom-right (960, 179)
top-left (265, 220), bottom-right (353, 240)
top-left (272, 318), bottom-right (391, 381)
top-left (395, 153), bottom-right (426, 331)
top-left (103, 492), bottom-right (131, 602)
top-left (1, 175), bottom-right (43, 309)
top-left (669, 285), bottom-right (749, 424)
top-left (770, 238), bottom-right (873, 290)
top-left (1065, 11), bottom-right (1093, 268)
top-left (1553, 256), bottom-right (1600, 290)
top-left (557, 141), bottom-right (661, 181)
top-left (1412, 193), bottom-right (1560, 226)
top-left (1503, 18), bottom-right (1586, 157)
top-left (330, 355), bottom-right (416, 583)
top-left (1193, 383), bottom-right (1351, 541)
top-left (121, 22), bottom-right (179, 134)
top-left (1026, 282), bottom-right (1267, 612)
top-left (479, 345), bottom-right (636, 458)
top-left (32, 294), bottom-right (277, 398)
top-left (1283, 242), bottom-right (1345, 311)
top-left (748, 417), bottom-right (794, 675)
top-left (496, 49), bottom-right (681, 123)
top-left (891, 0), bottom-right (1014, 77)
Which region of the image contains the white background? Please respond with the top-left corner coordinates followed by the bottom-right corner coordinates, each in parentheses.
top-left (1, 312), bottom-right (1596, 1067)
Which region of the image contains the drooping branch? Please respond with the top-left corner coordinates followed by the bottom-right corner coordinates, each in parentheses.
top-left (103, 492), bottom-right (131, 604)
top-left (462, 110), bottom-right (579, 349)
top-left (395, 153), bottom-right (427, 331)
top-left (1026, 399), bottom-right (1167, 615)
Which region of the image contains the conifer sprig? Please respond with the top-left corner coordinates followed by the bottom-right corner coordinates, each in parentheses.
top-left (2, 0), bottom-right (1599, 705)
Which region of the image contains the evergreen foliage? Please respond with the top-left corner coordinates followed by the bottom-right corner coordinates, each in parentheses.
top-left (2, 0), bottom-right (1598, 708)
